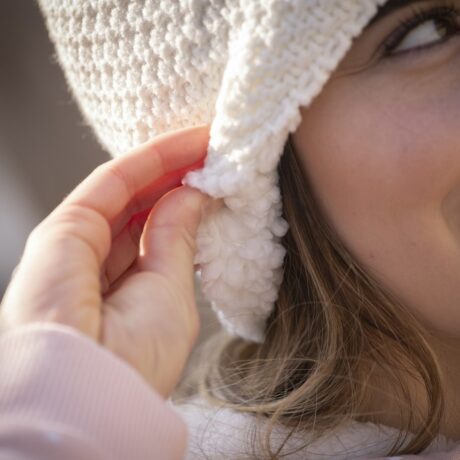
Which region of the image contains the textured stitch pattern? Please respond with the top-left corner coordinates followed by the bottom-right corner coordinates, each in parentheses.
top-left (37, 0), bottom-right (386, 342)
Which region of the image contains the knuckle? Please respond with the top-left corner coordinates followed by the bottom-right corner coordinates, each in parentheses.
top-left (100, 161), bottom-right (134, 198)
top-left (28, 203), bottom-right (110, 262)
top-left (57, 204), bottom-right (109, 238)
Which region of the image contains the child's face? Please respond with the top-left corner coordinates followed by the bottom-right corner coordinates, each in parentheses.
top-left (292, 0), bottom-right (460, 338)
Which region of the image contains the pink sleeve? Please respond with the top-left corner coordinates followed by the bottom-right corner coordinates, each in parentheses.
top-left (0, 322), bottom-right (187, 460)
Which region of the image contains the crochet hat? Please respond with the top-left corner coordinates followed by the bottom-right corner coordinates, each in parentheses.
top-left (37, 0), bottom-right (386, 343)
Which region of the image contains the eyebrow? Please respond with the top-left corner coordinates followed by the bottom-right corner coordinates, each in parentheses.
top-left (366, 0), bottom-right (431, 28)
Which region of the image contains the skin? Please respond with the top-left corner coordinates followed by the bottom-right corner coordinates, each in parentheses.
top-left (291, 0), bottom-right (460, 441)
top-left (0, 125), bottom-right (223, 397)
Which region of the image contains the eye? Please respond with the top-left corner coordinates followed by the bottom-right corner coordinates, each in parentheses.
top-left (383, 6), bottom-right (460, 57)
top-left (396, 18), bottom-right (452, 52)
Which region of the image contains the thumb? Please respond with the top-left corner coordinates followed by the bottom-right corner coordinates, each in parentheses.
top-left (138, 185), bottom-right (222, 293)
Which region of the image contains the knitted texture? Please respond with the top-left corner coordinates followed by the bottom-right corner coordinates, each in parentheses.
top-left (37, 0), bottom-right (386, 342)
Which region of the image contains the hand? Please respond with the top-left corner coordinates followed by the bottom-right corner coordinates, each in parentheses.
top-left (0, 124), bottom-right (223, 397)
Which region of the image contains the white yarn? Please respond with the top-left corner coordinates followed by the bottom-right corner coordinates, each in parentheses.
top-left (37, 0), bottom-right (386, 342)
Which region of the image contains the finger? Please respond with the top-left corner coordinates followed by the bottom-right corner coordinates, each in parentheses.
top-left (103, 165), bottom-right (211, 292)
top-left (36, 125), bottom-right (210, 268)
top-left (138, 185), bottom-right (223, 305)
top-left (108, 185), bottom-right (214, 326)
top-left (101, 197), bottom-right (203, 294)
top-left (109, 169), bottom-right (183, 238)
top-left (62, 124), bottom-right (210, 224)
top-left (139, 186), bottom-right (209, 291)
top-left (104, 163), bottom-right (205, 287)
top-left (101, 207), bottom-right (151, 291)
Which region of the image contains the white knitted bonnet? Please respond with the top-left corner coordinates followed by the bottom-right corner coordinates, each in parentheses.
top-left (37, 0), bottom-right (386, 343)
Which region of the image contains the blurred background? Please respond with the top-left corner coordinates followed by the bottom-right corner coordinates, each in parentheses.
top-left (0, 1), bottom-right (107, 295)
top-left (0, 1), bottom-right (219, 349)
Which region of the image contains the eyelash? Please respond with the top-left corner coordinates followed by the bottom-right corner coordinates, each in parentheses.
top-left (381, 4), bottom-right (460, 59)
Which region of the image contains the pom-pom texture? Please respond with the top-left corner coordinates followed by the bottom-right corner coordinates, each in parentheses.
top-left (37, 0), bottom-right (385, 342)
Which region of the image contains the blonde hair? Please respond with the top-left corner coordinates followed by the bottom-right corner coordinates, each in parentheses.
top-left (175, 134), bottom-right (445, 458)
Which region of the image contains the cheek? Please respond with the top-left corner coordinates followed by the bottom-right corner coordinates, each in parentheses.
top-left (297, 81), bottom-right (458, 220)
top-left (293, 76), bottom-right (460, 337)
